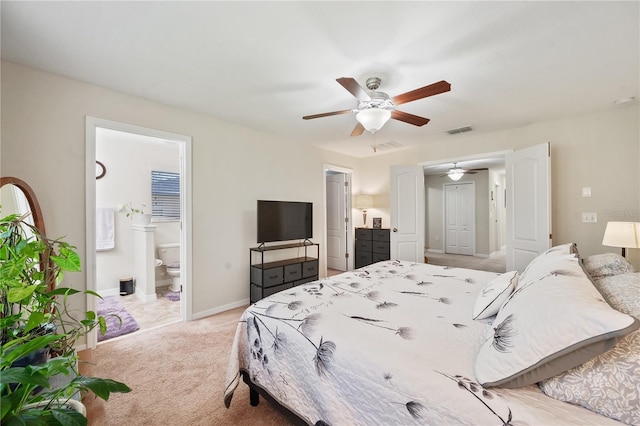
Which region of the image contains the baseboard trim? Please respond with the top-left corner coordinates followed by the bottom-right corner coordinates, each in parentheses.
top-left (191, 298), bottom-right (250, 320)
top-left (426, 249), bottom-right (444, 254)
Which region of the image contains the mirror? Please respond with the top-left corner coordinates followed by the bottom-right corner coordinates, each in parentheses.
top-left (0, 176), bottom-right (46, 235)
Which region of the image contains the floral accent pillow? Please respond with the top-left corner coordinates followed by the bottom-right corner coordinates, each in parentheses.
top-left (472, 271), bottom-right (518, 320)
top-left (539, 273), bottom-right (640, 425)
top-left (583, 253), bottom-right (635, 280)
top-left (475, 255), bottom-right (639, 389)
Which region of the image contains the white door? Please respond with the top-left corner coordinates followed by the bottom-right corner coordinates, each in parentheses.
top-left (326, 173), bottom-right (348, 271)
top-left (444, 182), bottom-right (475, 255)
top-left (390, 166), bottom-right (425, 262)
top-left (506, 142), bottom-right (551, 272)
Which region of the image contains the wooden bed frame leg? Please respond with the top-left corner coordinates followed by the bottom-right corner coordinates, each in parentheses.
top-left (249, 387), bottom-right (259, 406)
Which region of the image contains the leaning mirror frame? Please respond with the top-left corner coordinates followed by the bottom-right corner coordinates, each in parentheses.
top-left (0, 176), bottom-right (46, 236)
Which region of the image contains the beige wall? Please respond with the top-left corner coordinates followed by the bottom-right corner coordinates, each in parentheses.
top-left (2, 60), bottom-right (638, 321)
top-left (1, 61), bottom-right (359, 319)
top-left (358, 104), bottom-right (640, 268)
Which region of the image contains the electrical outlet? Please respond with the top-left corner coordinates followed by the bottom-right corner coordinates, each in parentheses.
top-left (582, 212), bottom-right (597, 223)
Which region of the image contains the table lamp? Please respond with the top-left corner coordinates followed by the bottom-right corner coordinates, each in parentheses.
top-left (602, 221), bottom-right (640, 257)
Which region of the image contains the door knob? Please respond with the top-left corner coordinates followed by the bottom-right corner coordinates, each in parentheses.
top-left (393, 228), bottom-right (398, 232)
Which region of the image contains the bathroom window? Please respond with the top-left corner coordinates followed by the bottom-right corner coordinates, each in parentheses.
top-left (151, 170), bottom-right (180, 220)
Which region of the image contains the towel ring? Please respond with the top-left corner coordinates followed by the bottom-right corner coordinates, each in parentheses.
top-left (96, 161), bottom-right (106, 180)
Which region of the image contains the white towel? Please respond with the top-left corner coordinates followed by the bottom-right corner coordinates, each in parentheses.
top-left (96, 207), bottom-right (115, 251)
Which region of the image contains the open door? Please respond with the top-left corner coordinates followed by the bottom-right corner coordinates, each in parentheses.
top-left (326, 172), bottom-right (348, 271)
top-left (390, 166), bottom-right (425, 262)
top-left (505, 142), bottom-right (551, 272)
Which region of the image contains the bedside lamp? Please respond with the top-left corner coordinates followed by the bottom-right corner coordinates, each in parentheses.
top-left (354, 194), bottom-right (374, 227)
top-left (602, 221), bottom-right (640, 257)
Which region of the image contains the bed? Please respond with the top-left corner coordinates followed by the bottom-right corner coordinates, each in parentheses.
top-left (224, 245), bottom-right (639, 425)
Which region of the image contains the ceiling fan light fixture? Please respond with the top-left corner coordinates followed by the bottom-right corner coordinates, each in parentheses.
top-left (448, 167), bottom-right (465, 181)
top-left (356, 108), bottom-right (391, 134)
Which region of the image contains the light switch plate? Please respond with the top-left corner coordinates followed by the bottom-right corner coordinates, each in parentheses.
top-left (582, 187), bottom-right (592, 198)
top-left (582, 212), bottom-right (597, 223)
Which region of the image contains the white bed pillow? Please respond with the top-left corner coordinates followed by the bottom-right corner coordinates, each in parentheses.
top-left (539, 272), bottom-right (640, 425)
top-left (475, 254), bottom-right (639, 389)
top-left (472, 271), bottom-right (518, 320)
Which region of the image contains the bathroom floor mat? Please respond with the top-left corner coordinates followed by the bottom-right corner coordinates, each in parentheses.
top-left (97, 296), bottom-right (140, 342)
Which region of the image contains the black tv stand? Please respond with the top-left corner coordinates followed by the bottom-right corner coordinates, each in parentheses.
top-left (249, 241), bottom-right (319, 303)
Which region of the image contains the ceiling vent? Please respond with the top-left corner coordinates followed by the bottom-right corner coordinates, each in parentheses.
top-left (447, 126), bottom-right (473, 135)
top-left (371, 140), bottom-right (403, 153)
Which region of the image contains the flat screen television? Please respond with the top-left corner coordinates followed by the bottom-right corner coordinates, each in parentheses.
top-left (257, 200), bottom-right (313, 243)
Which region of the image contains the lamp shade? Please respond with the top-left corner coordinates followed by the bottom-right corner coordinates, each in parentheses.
top-left (354, 194), bottom-right (374, 210)
top-left (602, 221), bottom-right (640, 249)
top-left (448, 168), bottom-right (465, 181)
top-left (356, 109), bottom-right (391, 134)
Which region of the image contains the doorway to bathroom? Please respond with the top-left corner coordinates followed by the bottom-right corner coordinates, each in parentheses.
top-left (85, 117), bottom-right (192, 347)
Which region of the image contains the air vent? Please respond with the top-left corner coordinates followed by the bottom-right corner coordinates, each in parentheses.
top-left (371, 140), bottom-right (403, 153)
top-left (447, 126), bottom-right (473, 135)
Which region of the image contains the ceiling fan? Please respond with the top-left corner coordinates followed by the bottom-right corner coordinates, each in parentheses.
top-left (302, 77), bottom-right (451, 136)
top-left (441, 163), bottom-right (488, 181)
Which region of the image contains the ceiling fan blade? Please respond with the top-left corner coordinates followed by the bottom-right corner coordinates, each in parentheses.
top-left (350, 122), bottom-right (365, 137)
top-left (391, 110), bottom-right (431, 126)
top-left (302, 109), bottom-right (353, 120)
top-left (392, 80), bottom-right (451, 105)
top-left (337, 77), bottom-right (371, 101)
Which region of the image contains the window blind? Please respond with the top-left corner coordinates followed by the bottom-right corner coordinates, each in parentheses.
top-left (151, 170), bottom-right (180, 220)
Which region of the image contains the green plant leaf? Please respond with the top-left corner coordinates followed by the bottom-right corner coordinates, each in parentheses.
top-left (6, 285), bottom-right (39, 303)
top-left (50, 249), bottom-right (81, 272)
top-left (47, 287), bottom-right (80, 297)
top-left (23, 312), bottom-right (47, 334)
top-left (1, 334), bottom-right (61, 367)
top-left (98, 317), bottom-right (107, 335)
top-left (0, 367), bottom-right (50, 388)
top-left (51, 408), bottom-right (87, 426)
top-left (71, 376), bottom-right (131, 400)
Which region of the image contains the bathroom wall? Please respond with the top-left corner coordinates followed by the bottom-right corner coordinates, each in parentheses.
top-left (96, 128), bottom-right (180, 293)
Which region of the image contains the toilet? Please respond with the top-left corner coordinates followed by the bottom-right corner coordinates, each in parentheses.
top-left (157, 243), bottom-right (181, 292)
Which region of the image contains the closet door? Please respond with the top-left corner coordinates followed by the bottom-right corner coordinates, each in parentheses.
top-left (445, 182), bottom-right (475, 255)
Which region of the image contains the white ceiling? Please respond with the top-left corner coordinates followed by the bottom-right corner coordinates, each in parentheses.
top-left (2, 1), bottom-right (638, 158)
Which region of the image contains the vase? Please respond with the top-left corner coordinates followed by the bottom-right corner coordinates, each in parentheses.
top-left (133, 213), bottom-right (152, 226)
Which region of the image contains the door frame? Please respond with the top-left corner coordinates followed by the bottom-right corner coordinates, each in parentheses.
top-left (443, 181), bottom-right (476, 255)
top-left (322, 164), bottom-right (353, 274)
top-left (420, 150), bottom-right (510, 256)
top-left (85, 116), bottom-right (193, 348)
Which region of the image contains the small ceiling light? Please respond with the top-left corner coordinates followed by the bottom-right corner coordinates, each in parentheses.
top-left (356, 108), bottom-right (391, 134)
top-left (447, 163), bottom-right (465, 181)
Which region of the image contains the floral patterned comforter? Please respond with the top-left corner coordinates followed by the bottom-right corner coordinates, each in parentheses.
top-left (224, 260), bottom-right (621, 425)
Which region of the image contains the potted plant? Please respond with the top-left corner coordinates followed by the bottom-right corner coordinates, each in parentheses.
top-left (123, 202), bottom-right (151, 225)
top-left (0, 211), bottom-right (131, 424)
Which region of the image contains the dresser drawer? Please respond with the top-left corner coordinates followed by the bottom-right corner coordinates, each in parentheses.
top-left (302, 260), bottom-right (318, 278)
top-left (355, 252), bottom-right (373, 269)
top-left (355, 239), bottom-right (372, 252)
top-left (373, 252), bottom-right (390, 263)
top-left (283, 263), bottom-right (302, 282)
top-left (251, 266), bottom-right (284, 288)
top-left (372, 241), bottom-right (390, 255)
top-left (251, 282), bottom-right (293, 302)
top-left (372, 229), bottom-right (390, 241)
top-left (355, 228), bottom-right (373, 240)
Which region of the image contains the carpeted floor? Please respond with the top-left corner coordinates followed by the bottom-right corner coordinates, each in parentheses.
top-left (81, 306), bottom-right (294, 425)
top-left (97, 296), bottom-right (140, 342)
